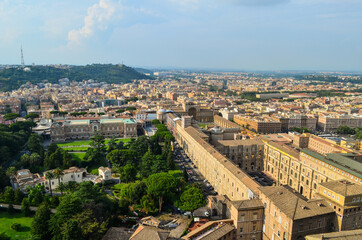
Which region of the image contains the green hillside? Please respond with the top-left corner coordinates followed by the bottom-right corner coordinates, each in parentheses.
top-left (0, 64), bottom-right (153, 91)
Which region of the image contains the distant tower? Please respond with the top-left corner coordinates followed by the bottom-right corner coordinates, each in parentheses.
top-left (20, 45), bottom-right (25, 67)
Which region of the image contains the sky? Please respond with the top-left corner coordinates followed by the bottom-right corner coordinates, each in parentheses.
top-left (0, 0), bottom-right (361, 71)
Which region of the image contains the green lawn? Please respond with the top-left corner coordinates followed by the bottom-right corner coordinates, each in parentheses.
top-left (57, 140), bottom-right (92, 147)
top-left (58, 138), bottom-right (131, 148)
top-left (69, 152), bottom-right (86, 163)
top-left (0, 211), bottom-right (33, 240)
top-left (63, 147), bottom-right (89, 152)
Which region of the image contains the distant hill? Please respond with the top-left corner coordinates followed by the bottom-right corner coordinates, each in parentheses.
top-left (0, 64), bottom-right (153, 91)
top-left (134, 67), bottom-right (154, 75)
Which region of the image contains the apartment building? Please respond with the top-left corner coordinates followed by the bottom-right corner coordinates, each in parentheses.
top-left (260, 186), bottom-right (335, 240)
top-left (234, 115), bottom-right (282, 134)
top-left (215, 139), bottom-right (264, 172)
top-left (316, 180), bottom-right (362, 231)
top-left (50, 118), bottom-right (137, 142)
top-left (307, 134), bottom-right (353, 155)
top-left (317, 115), bottom-right (362, 133)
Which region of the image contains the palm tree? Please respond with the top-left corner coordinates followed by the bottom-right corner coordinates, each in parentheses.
top-left (45, 171), bottom-right (55, 196)
top-left (58, 182), bottom-right (66, 195)
top-left (54, 168), bottom-right (64, 195)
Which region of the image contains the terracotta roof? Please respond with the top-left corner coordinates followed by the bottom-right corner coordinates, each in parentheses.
top-left (231, 199), bottom-right (264, 210)
top-left (182, 220), bottom-right (234, 240)
top-left (102, 227), bottom-right (132, 240)
top-left (200, 223), bottom-right (235, 240)
top-left (259, 186), bottom-right (334, 220)
top-left (130, 225), bottom-right (170, 240)
top-left (320, 180), bottom-right (362, 197)
top-left (305, 229), bottom-right (362, 240)
top-left (218, 139), bottom-right (263, 146)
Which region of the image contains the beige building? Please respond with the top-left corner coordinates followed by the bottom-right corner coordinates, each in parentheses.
top-left (234, 115), bottom-right (282, 134)
top-left (176, 119), bottom-right (261, 201)
top-left (317, 115), bottom-right (362, 133)
top-left (305, 228), bottom-right (362, 240)
top-left (316, 180), bottom-right (362, 231)
top-left (50, 118), bottom-right (137, 142)
top-left (216, 139), bottom-right (264, 172)
top-left (259, 186), bottom-right (335, 240)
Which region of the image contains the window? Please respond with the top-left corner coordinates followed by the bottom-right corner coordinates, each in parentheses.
top-left (240, 214), bottom-right (245, 221)
top-left (240, 228), bottom-right (243, 233)
top-left (253, 225), bottom-right (256, 231)
top-left (253, 212), bottom-right (258, 220)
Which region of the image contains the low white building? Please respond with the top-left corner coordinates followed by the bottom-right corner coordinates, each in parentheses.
top-left (98, 167), bottom-right (112, 181)
top-left (44, 167), bottom-right (87, 190)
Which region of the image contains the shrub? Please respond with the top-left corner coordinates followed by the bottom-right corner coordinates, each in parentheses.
top-left (11, 223), bottom-right (21, 231)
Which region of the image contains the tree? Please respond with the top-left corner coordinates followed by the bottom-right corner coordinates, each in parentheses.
top-left (5, 167), bottom-right (16, 178)
top-left (140, 195), bottom-right (155, 214)
top-left (46, 148), bottom-right (63, 169)
top-left (27, 134), bottom-right (43, 156)
top-left (146, 173), bottom-right (177, 213)
top-left (107, 149), bottom-right (138, 167)
top-left (0, 167), bottom-right (9, 191)
top-left (62, 220), bottom-right (82, 240)
top-left (25, 113), bottom-right (39, 121)
top-left (125, 107), bottom-right (136, 111)
top-left (151, 119), bottom-right (161, 125)
top-left (54, 168), bottom-right (64, 195)
top-left (336, 125), bottom-right (356, 135)
top-left (21, 198), bottom-right (31, 217)
top-left (130, 181), bottom-right (147, 204)
top-left (31, 204), bottom-right (52, 240)
top-left (70, 209), bottom-right (108, 240)
top-left (0, 232), bottom-right (10, 240)
top-left (116, 109), bottom-right (125, 114)
top-left (179, 187), bottom-right (206, 212)
top-left (90, 132), bottom-right (106, 154)
top-left (166, 150), bottom-right (175, 170)
top-left (183, 168), bottom-right (189, 182)
top-left (50, 195), bottom-right (82, 239)
top-left (3, 113), bottom-right (20, 121)
top-left (151, 155), bottom-right (168, 174)
top-left (119, 164), bottom-right (137, 183)
top-left (62, 151), bottom-right (73, 168)
top-left (14, 188), bottom-right (24, 204)
top-left (140, 148), bottom-right (154, 178)
top-left (107, 136), bottom-right (117, 153)
top-left (45, 171), bottom-right (55, 196)
top-left (4, 187), bottom-right (14, 203)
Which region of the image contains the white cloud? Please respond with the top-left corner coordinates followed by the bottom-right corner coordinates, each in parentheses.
top-left (68, 0), bottom-right (122, 45)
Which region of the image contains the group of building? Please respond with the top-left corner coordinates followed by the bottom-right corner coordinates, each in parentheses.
top-left (156, 108), bottom-right (362, 240)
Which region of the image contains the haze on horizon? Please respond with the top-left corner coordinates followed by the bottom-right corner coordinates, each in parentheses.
top-left (0, 0), bottom-right (361, 72)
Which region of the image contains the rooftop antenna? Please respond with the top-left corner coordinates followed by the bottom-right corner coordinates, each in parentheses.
top-left (20, 45), bottom-right (25, 68)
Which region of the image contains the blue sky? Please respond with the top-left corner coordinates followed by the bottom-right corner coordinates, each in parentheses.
top-left (0, 0), bottom-right (361, 71)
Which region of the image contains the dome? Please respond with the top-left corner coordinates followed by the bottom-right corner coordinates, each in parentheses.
top-left (157, 109), bottom-right (166, 114)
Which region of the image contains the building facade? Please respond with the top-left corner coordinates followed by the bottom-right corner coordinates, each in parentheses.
top-left (50, 118), bottom-right (137, 142)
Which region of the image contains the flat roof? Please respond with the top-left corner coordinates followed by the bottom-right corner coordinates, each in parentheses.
top-left (65, 120), bottom-right (90, 125)
top-left (100, 118), bottom-right (136, 124)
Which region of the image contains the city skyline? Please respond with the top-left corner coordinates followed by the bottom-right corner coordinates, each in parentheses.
top-left (1, 0), bottom-right (362, 71)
